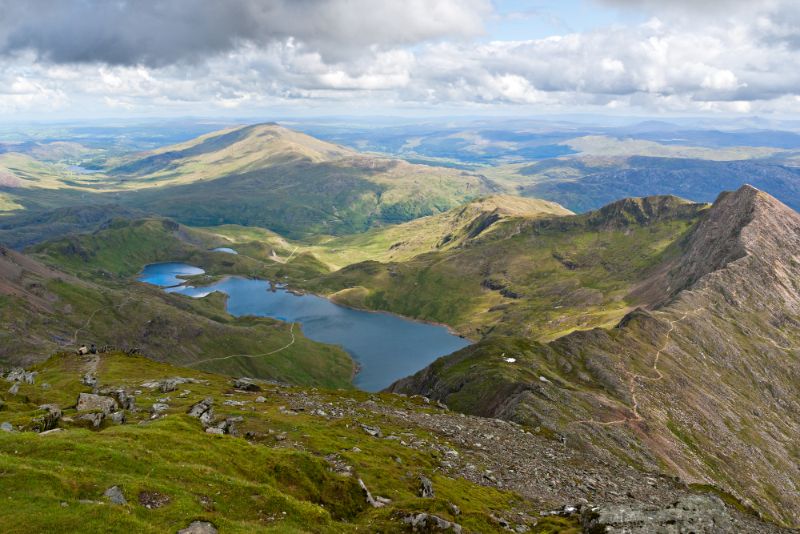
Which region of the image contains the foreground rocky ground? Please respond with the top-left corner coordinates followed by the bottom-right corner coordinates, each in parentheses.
top-left (0, 351), bottom-right (788, 533)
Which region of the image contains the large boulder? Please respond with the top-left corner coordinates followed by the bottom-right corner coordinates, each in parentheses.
top-left (187, 398), bottom-right (214, 427)
top-left (232, 378), bottom-right (261, 392)
top-left (581, 495), bottom-right (734, 533)
top-left (177, 521), bottom-right (218, 534)
top-left (76, 393), bottom-right (118, 414)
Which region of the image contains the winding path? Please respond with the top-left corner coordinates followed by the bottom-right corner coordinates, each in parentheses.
top-left (571, 307), bottom-right (703, 427)
top-left (69, 296), bottom-right (134, 346)
top-left (185, 322), bottom-right (296, 367)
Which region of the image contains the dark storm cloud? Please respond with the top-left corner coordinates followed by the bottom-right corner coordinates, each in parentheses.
top-left (0, 0), bottom-right (488, 66)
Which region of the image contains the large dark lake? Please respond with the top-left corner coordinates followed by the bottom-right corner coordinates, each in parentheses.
top-left (139, 262), bottom-right (470, 391)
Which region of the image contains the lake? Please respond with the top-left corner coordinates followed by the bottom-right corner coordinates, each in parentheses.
top-left (138, 262), bottom-right (470, 391)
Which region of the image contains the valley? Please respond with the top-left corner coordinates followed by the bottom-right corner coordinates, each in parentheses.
top-left (1, 120), bottom-right (799, 532)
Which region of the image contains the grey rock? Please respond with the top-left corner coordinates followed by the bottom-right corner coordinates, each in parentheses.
top-left (81, 373), bottom-right (97, 388)
top-left (151, 403), bottom-right (169, 415)
top-left (76, 393), bottom-right (118, 414)
top-left (103, 485), bottom-right (126, 505)
top-left (419, 475), bottom-right (434, 498)
top-left (32, 404), bottom-right (62, 432)
top-left (358, 478), bottom-right (385, 508)
top-left (581, 495), bottom-right (735, 533)
top-left (1, 422), bottom-right (13, 432)
top-left (233, 377), bottom-right (261, 391)
top-left (187, 398), bottom-right (214, 427)
top-left (402, 513), bottom-right (461, 533)
top-left (6, 368), bottom-right (36, 384)
top-left (79, 412), bottom-right (105, 428)
top-left (360, 424), bottom-right (382, 438)
top-left (255, 396), bottom-right (267, 403)
top-left (110, 411), bottom-right (126, 424)
top-left (8, 382), bottom-right (19, 395)
top-left (177, 520), bottom-right (218, 534)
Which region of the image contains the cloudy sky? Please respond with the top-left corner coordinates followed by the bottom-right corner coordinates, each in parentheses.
top-left (1, 0), bottom-right (799, 119)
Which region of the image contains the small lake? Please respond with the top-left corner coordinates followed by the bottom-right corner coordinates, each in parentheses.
top-left (211, 247), bottom-right (238, 254)
top-left (139, 262), bottom-right (470, 391)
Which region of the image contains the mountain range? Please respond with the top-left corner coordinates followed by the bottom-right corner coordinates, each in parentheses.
top-left (1, 123), bottom-right (799, 532)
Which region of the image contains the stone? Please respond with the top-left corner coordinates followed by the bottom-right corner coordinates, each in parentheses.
top-left (151, 403), bottom-right (169, 416)
top-left (360, 424), bottom-right (382, 438)
top-left (8, 382), bottom-right (19, 395)
top-left (188, 398), bottom-right (214, 427)
top-left (32, 404), bottom-right (62, 432)
top-left (38, 428), bottom-right (64, 436)
top-left (1, 422), bottom-right (13, 432)
top-left (114, 389), bottom-right (136, 411)
top-left (76, 393), bottom-right (118, 414)
top-left (177, 521), bottom-right (218, 534)
top-left (79, 412), bottom-right (105, 428)
top-left (358, 478), bottom-right (385, 508)
top-left (82, 373), bottom-right (97, 388)
top-left (6, 368), bottom-right (36, 384)
top-left (419, 475), bottom-right (434, 498)
top-left (110, 411), bottom-right (126, 424)
top-left (580, 495), bottom-right (734, 533)
top-left (255, 396), bottom-right (267, 403)
top-left (402, 513), bottom-right (461, 533)
top-left (233, 377), bottom-right (261, 391)
top-left (103, 485), bottom-right (127, 505)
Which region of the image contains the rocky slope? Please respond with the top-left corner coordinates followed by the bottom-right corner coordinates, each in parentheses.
top-left (390, 185), bottom-right (800, 528)
top-left (0, 351), bottom-right (786, 532)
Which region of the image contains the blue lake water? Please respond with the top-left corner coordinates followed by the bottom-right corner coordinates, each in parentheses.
top-left (138, 262), bottom-right (470, 391)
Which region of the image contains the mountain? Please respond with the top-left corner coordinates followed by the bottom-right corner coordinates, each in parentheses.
top-left (1, 123), bottom-right (500, 238)
top-left (512, 155), bottom-right (800, 213)
top-left (304, 194), bottom-right (706, 341)
top-left (389, 185), bottom-right (800, 527)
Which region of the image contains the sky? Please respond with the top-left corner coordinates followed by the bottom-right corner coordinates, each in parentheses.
top-left (1, 0), bottom-right (800, 119)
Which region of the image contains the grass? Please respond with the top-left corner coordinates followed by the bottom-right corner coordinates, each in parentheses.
top-left (0, 352), bottom-right (568, 533)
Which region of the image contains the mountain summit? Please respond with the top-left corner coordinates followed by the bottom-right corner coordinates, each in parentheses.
top-left (390, 185), bottom-right (800, 526)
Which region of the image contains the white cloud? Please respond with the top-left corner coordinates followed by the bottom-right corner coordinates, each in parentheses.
top-left (0, 0), bottom-right (800, 116)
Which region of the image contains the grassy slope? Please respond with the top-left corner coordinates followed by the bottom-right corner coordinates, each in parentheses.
top-left (0, 352), bottom-right (578, 533)
top-left (302, 196), bottom-right (706, 341)
top-left (2, 241), bottom-right (353, 388)
top-left (205, 195), bottom-right (573, 271)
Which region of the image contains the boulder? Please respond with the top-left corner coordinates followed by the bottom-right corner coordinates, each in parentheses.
top-left (6, 368), bottom-right (36, 384)
top-left (76, 393), bottom-right (118, 414)
top-left (82, 373), bottom-right (97, 388)
top-left (360, 424), bottom-right (382, 438)
top-left (187, 398), bottom-right (214, 427)
top-left (103, 485), bottom-right (127, 505)
top-left (419, 475), bottom-right (434, 498)
top-left (580, 495), bottom-right (734, 533)
top-left (150, 403), bottom-right (169, 416)
top-left (1, 422), bottom-right (13, 432)
top-left (177, 521), bottom-right (218, 534)
top-left (8, 382), bottom-right (19, 395)
top-left (32, 404), bottom-right (62, 432)
top-left (402, 513), bottom-right (461, 533)
top-left (79, 412), bottom-right (105, 428)
top-left (233, 378), bottom-right (261, 392)
top-left (110, 411), bottom-right (126, 424)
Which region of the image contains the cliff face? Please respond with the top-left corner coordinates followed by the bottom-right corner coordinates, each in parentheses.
top-left (389, 185), bottom-right (800, 527)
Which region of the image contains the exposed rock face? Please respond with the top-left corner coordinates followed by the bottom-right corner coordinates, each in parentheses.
top-left (177, 521), bottom-right (217, 534)
top-left (32, 404), bottom-right (61, 432)
top-left (402, 513), bottom-right (462, 533)
top-left (103, 485), bottom-right (126, 505)
top-left (232, 377), bottom-right (261, 391)
top-left (389, 186), bottom-right (800, 527)
top-left (581, 495), bottom-right (733, 533)
top-left (187, 398), bottom-right (214, 427)
top-left (76, 393), bottom-right (118, 414)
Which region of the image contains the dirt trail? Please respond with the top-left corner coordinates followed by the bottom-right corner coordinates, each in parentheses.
top-left (572, 308), bottom-right (703, 427)
top-left (185, 322), bottom-right (296, 367)
top-left (70, 297), bottom-right (134, 347)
